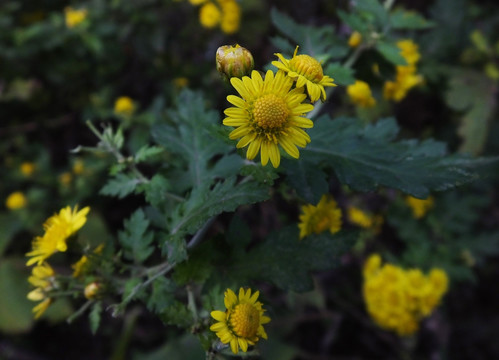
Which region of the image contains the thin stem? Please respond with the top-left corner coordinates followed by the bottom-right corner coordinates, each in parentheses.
top-left (187, 217), bottom-right (216, 249)
top-left (187, 285), bottom-right (198, 322)
top-left (66, 299), bottom-right (94, 324)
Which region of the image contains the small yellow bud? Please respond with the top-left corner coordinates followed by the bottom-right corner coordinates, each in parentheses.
top-left (6, 191), bottom-right (27, 210)
top-left (216, 44), bottom-right (254, 81)
top-left (348, 31), bottom-right (362, 48)
top-left (84, 282), bottom-right (101, 300)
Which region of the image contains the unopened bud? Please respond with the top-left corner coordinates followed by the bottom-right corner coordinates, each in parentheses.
top-left (84, 282), bottom-right (101, 300)
top-left (216, 44), bottom-right (254, 81)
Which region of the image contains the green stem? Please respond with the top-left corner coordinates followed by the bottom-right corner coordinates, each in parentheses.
top-left (187, 285), bottom-right (198, 322)
top-left (66, 299), bottom-right (94, 324)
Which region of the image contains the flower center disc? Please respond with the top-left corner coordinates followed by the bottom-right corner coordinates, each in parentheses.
top-left (229, 303), bottom-right (260, 338)
top-left (253, 94), bottom-right (288, 130)
top-left (289, 54), bottom-right (324, 82)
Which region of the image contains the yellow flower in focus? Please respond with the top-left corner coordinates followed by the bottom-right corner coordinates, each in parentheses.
top-left (223, 70), bottom-right (314, 168)
top-left (20, 162), bottom-right (36, 176)
top-left (298, 195), bottom-right (342, 240)
top-left (64, 7), bottom-right (87, 29)
top-left (27, 262), bottom-right (55, 319)
top-left (348, 31), bottom-right (362, 48)
top-left (210, 288), bottom-right (271, 354)
top-left (405, 195), bottom-right (434, 219)
top-left (199, 2), bottom-right (222, 28)
top-left (346, 80), bottom-right (376, 108)
top-left (59, 172), bottom-right (72, 186)
top-left (114, 96), bottom-right (135, 116)
top-left (219, 0), bottom-right (241, 34)
top-left (6, 191), bottom-right (27, 210)
top-left (26, 206), bottom-right (90, 266)
top-left (397, 39), bottom-right (421, 66)
top-left (272, 46), bottom-right (336, 102)
top-left (363, 255), bottom-right (449, 336)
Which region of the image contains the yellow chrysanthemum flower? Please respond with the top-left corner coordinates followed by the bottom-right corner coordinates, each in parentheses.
top-left (346, 80), bottom-right (376, 108)
top-left (5, 191), bottom-right (27, 210)
top-left (298, 195), bottom-right (342, 240)
top-left (20, 162), bottom-right (36, 176)
top-left (397, 39), bottom-right (421, 66)
top-left (27, 262), bottom-right (55, 319)
top-left (272, 46), bottom-right (336, 102)
top-left (348, 31), bottom-right (362, 48)
top-left (114, 96), bottom-right (135, 116)
top-left (223, 70), bottom-right (314, 168)
top-left (362, 254), bottom-right (449, 336)
top-left (199, 2), bottom-right (222, 28)
top-left (219, 0), bottom-right (241, 34)
top-left (64, 7), bottom-right (87, 29)
top-left (405, 195), bottom-right (434, 219)
top-left (210, 288), bottom-right (271, 354)
top-left (26, 206), bottom-right (90, 266)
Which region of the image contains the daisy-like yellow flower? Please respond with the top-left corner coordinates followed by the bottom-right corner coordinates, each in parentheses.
top-left (5, 191), bottom-right (27, 210)
top-left (114, 96), bottom-right (135, 116)
top-left (64, 7), bottom-right (87, 29)
top-left (348, 31), bottom-right (362, 48)
top-left (210, 288), bottom-right (271, 354)
top-left (223, 70), bottom-right (314, 168)
top-left (405, 195), bottom-right (434, 219)
top-left (346, 80), bottom-right (376, 108)
top-left (272, 46), bottom-right (336, 102)
top-left (298, 195), bottom-right (342, 239)
top-left (26, 206), bottom-right (90, 266)
top-left (27, 262), bottom-right (55, 319)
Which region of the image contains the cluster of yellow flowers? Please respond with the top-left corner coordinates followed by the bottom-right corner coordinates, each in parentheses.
top-left (363, 254), bottom-right (449, 336)
top-left (383, 39), bottom-right (424, 102)
top-left (222, 45), bottom-right (335, 167)
top-left (210, 287), bottom-right (271, 354)
top-left (189, 0), bottom-right (241, 34)
top-left (26, 206), bottom-right (90, 318)
top-left (64, 7), bottom-right (87, 29)
top-left (298, 194), bottom-right (342, 239)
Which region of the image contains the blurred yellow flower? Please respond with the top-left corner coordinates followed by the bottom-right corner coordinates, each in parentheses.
top-left (59, 172), bottom-right (72, 186)
top-left (64, 7), bottom-right (87, 29)
top-left (72, 159), bottom-right (85, 175)
top-left (348, 31), bottom-right (362, 48)
top-left (397, 39), bottom-right (421, 66)
top-left (298, 195), bottom-right (342, 239)
top-left (26, 206), bottom-right (90, 266)
top-left (173, 77), bottom-right (189, 89)
top-left (199, 2), bottom-right (222, 28)
top-left (27, 262), bottom-right (55, 319)
top-left (347, 206), bottom-right (383, 233)
top-left (405, 195), bottom-right (434, 219)
top-left (219, 0), bottom-right (241, 34)
top-left (84, 282), bottom-right (101, 300)
top-left (272, 46), bottom-right (336, 102)
top-left (20, 162), bottom-right (36, 176)
top-left (346, 80), bottom-right (376, 108)
top-left (363, 254), bottom-right (449, 336)
top-left (210, 288), bottom-right (270, 354)
top-left (189, 0), bottom-right (207, 4)
top-left (6, 191), bottom-right (27, 210)
top-left (114, 96), bottom-right (135, 116)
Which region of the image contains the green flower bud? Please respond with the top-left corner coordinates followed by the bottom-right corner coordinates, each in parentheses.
top-left (216, 44), bottom-right (254, 81)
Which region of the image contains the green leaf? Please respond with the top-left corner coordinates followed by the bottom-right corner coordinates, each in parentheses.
top-left (135, 145), bottom-right (163, 163)
top-left (158, 301), bottom-right (192, 328)
top-left (144, 174), bottom-right (172, 209)
top-left (354, 0), bottom-right (389, 29)
top-left (270, 8), bottom-right (348, 59)
top-left (376, 41), bottom-right (407, 66)
top-left (0, 213), bottom-right (21, 257)
top-left (325, 63), bottom-right (356, 86)
top-left (445, 69), bottom-right (496, 155)
top-left (234, 227), bottom-right (357, 292)
top-left (118, 209), bottom-right (155, 263)
top-left (302, 116), bottom-right (491, 198)
top-left (390, 8), bottom-right (435, 29)
top-left (282, 159), bottom-right (329, 204)
top-left (100, 173), bottom-right (141, 199)
top-left (239, 163), bottom-right (279, 185)
top-left (147, 277), bottom-right (176, 313)
top-left (89, 301), bottom-right (102, 335)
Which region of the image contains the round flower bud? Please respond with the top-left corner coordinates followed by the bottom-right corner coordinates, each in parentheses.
top-left (216, 44), bottom-right (254, 81)
top-left (84, 282), bottom-right (101, 300)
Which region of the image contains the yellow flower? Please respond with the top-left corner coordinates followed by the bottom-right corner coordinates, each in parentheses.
top-left (199, 2), bottom-right (222, 28)
top-left (405, 195), bottom-right (434, 219)
top-left (223, 70), bottom-right (314, 168)
top-left (348, 31), bottom-right (362, 48)
top-left (363, 253), bottom-right (382, 278)
top-left (210, 288), bottom-right (271, 354)
top-left (272, 46), bottom-right (336, 102)
top-left (26, 206), bottom-right (90, 266)
top-left (397, 39), bottom-right (421, 66)
top-left (189, 0), bottom-right (207, 4)
top-left (173, 77), bottom-right (189, 89)
top-left (347, 206), bottom-right (383, 233)
top-left (5, 191), bottom-right (27, 210)
top-left (298, 195), bottom-right (342, 239)
top-left (216, 44), bottom-right (254, 80)
top-left (84, 282), bottom-right (101, 300)
top-left (383, 65), bottom-right (424, 102)
top-left (219, 0), bottom-right (241, 34)
top-left (20, 162), bottom-right (36, 176)
top-left (72, 159), bottom-right (85, 175)
top-left (64, 7), bottom-right (87, 29)
top-left (114, 96), bottom-right (135, 116)
top-left (27, 262), bottom-right (55, 319)
top-left (59, 172), bottom-right (72, 186)
top-left (346, 80), bottom-right (376, 108)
